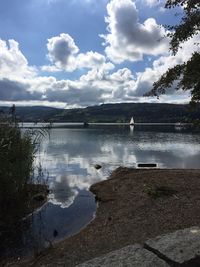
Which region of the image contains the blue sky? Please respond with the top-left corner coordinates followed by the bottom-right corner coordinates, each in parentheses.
top-left (0, 0), bottom-right (198, 108)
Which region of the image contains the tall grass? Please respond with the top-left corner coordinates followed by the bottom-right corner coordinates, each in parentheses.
top-left (0, 114), bottom-right (47, 212)
top-left (0, 121), bottom-right (32, 209)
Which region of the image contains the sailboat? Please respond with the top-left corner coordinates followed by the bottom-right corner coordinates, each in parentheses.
top-left (130, 117), bottom-right (134, 125)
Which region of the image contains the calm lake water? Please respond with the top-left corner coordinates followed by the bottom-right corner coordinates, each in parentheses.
top-left (1, 124), bottom-right (200, 257)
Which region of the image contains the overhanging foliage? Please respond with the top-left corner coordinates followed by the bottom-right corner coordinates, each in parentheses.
top-left (146, 0), bottom-right (200, 103)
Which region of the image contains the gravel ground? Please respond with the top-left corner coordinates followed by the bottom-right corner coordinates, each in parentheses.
top-left (4, 168), bottom-right (200, 267)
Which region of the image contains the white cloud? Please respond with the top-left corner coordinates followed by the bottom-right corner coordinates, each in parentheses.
top-left (43, 34), bottom-right (114, 72)
top-left (46, 33), bottom-right (79, 71)
top-left (76, 51), bottom-right (114, 70)
top-left (0, 39), bottom-right (37, 80)
top-left (142, 0), bottom-right (161, 7)
top-left (41, 65), bottom-right (61, 72)
top-left (133, 33), bottom-right (200, 98)
top-left (77, 51), bottom-right (105, 69)
top-left (1, 33), bottom-right (199, 108)
top-left (101, 0), bottom-right (169, 63)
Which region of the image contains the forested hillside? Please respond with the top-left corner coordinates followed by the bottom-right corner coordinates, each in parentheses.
top-left (0, 103), bottom-right (199, 123)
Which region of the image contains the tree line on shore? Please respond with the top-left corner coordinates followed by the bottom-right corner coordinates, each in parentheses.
top-left (0, 103), bottom-right (200, 123)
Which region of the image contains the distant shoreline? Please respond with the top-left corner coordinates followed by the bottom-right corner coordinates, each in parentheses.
top-left (17, 122), bottom-right (192, 129)
top-left (2, 103), bottom-right (199, 124)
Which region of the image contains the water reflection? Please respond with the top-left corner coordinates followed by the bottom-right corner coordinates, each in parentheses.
top-left (129, 125), bottom-right (134, 136)
top-left (50, 175), bottom-right (78, 208)
top-left (38, 125), bottom-right (200, 211)
top-left (2, 125), bottom-right (200, 257)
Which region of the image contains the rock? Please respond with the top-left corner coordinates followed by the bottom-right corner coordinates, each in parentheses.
top-left (145, 226), bottom-right (200, 264)
top-left (83, 122), bottom-right (89, 128)
top-left (33, 193), bottom-right (45, 202)
top-left (95, 195), bottom-right (101, 202)
top-left (94, 164), bottom-right (102, 170)
top-left (46, 188), bottom-right (50, 194)
top-left (76, 244), bottom-right (169, 267)
top-left (138, 163), bottom-right (157, 168)
top-left (53, 229), bottom-right (58, 237)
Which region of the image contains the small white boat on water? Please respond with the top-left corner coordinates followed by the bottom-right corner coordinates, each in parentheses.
top-left (130, 117), bottom-right (134, 125)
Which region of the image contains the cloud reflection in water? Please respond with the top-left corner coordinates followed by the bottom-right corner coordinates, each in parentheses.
top-left (35, 126), bottom-right (200, 209)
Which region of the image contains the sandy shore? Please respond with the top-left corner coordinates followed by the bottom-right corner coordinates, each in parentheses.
top-left (5, 168), bottom-right (200, 267)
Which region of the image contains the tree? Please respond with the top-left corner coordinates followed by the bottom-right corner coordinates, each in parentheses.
top-left (146, 0), bottom-right (200, 104)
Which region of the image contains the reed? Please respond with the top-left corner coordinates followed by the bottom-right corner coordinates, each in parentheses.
top-left (0, 113), bottom-right (48, 213)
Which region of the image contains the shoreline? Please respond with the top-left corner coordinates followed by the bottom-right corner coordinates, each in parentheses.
top-left (0, 183), bottom-right (48, 221)
top-left (18, 122), bottom-right (192, 129)
top-left (0, 183), bottom-right (49, 264)
top-left (4, 168), bottom-right (200, 266)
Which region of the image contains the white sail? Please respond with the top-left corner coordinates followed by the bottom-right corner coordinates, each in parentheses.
top-left (130, 117), bottom-right (134, 125)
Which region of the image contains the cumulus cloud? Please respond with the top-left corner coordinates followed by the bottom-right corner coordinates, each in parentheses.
top-left (101, 0), bottom-right (169, 63)
top-left (43, 66), bottom-right (135, 106)
top-left (0, 78), bottom-right (38, 101)
top-left (76, 51), bottom-right (114, 70)
top-left (42, 34), bottom-right (114, 72)
top-left (0, 34), bottom-right (197, 108)
top-left (0, 39), bottom-right (113, 106)
top-left (0, 39), bottom-right (36, 79)
top-left (46, 33), bottom-right (79, 71)
top-left (0, 39), bottom-right (41, 102)
top-left (77, 51), bottom-right (105, 68)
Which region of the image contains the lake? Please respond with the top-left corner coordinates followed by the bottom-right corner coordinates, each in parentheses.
top-left (1, 124), bottom-right (200, 257)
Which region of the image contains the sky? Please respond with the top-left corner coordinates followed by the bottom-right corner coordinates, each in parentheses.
top-left (0, 0), bottom-right (199, 108)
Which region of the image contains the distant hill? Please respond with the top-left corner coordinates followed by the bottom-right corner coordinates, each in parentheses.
top-left (0, 106), bottom-right (60, 122)
top-left (0, 103), bottom-right (199, 123)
